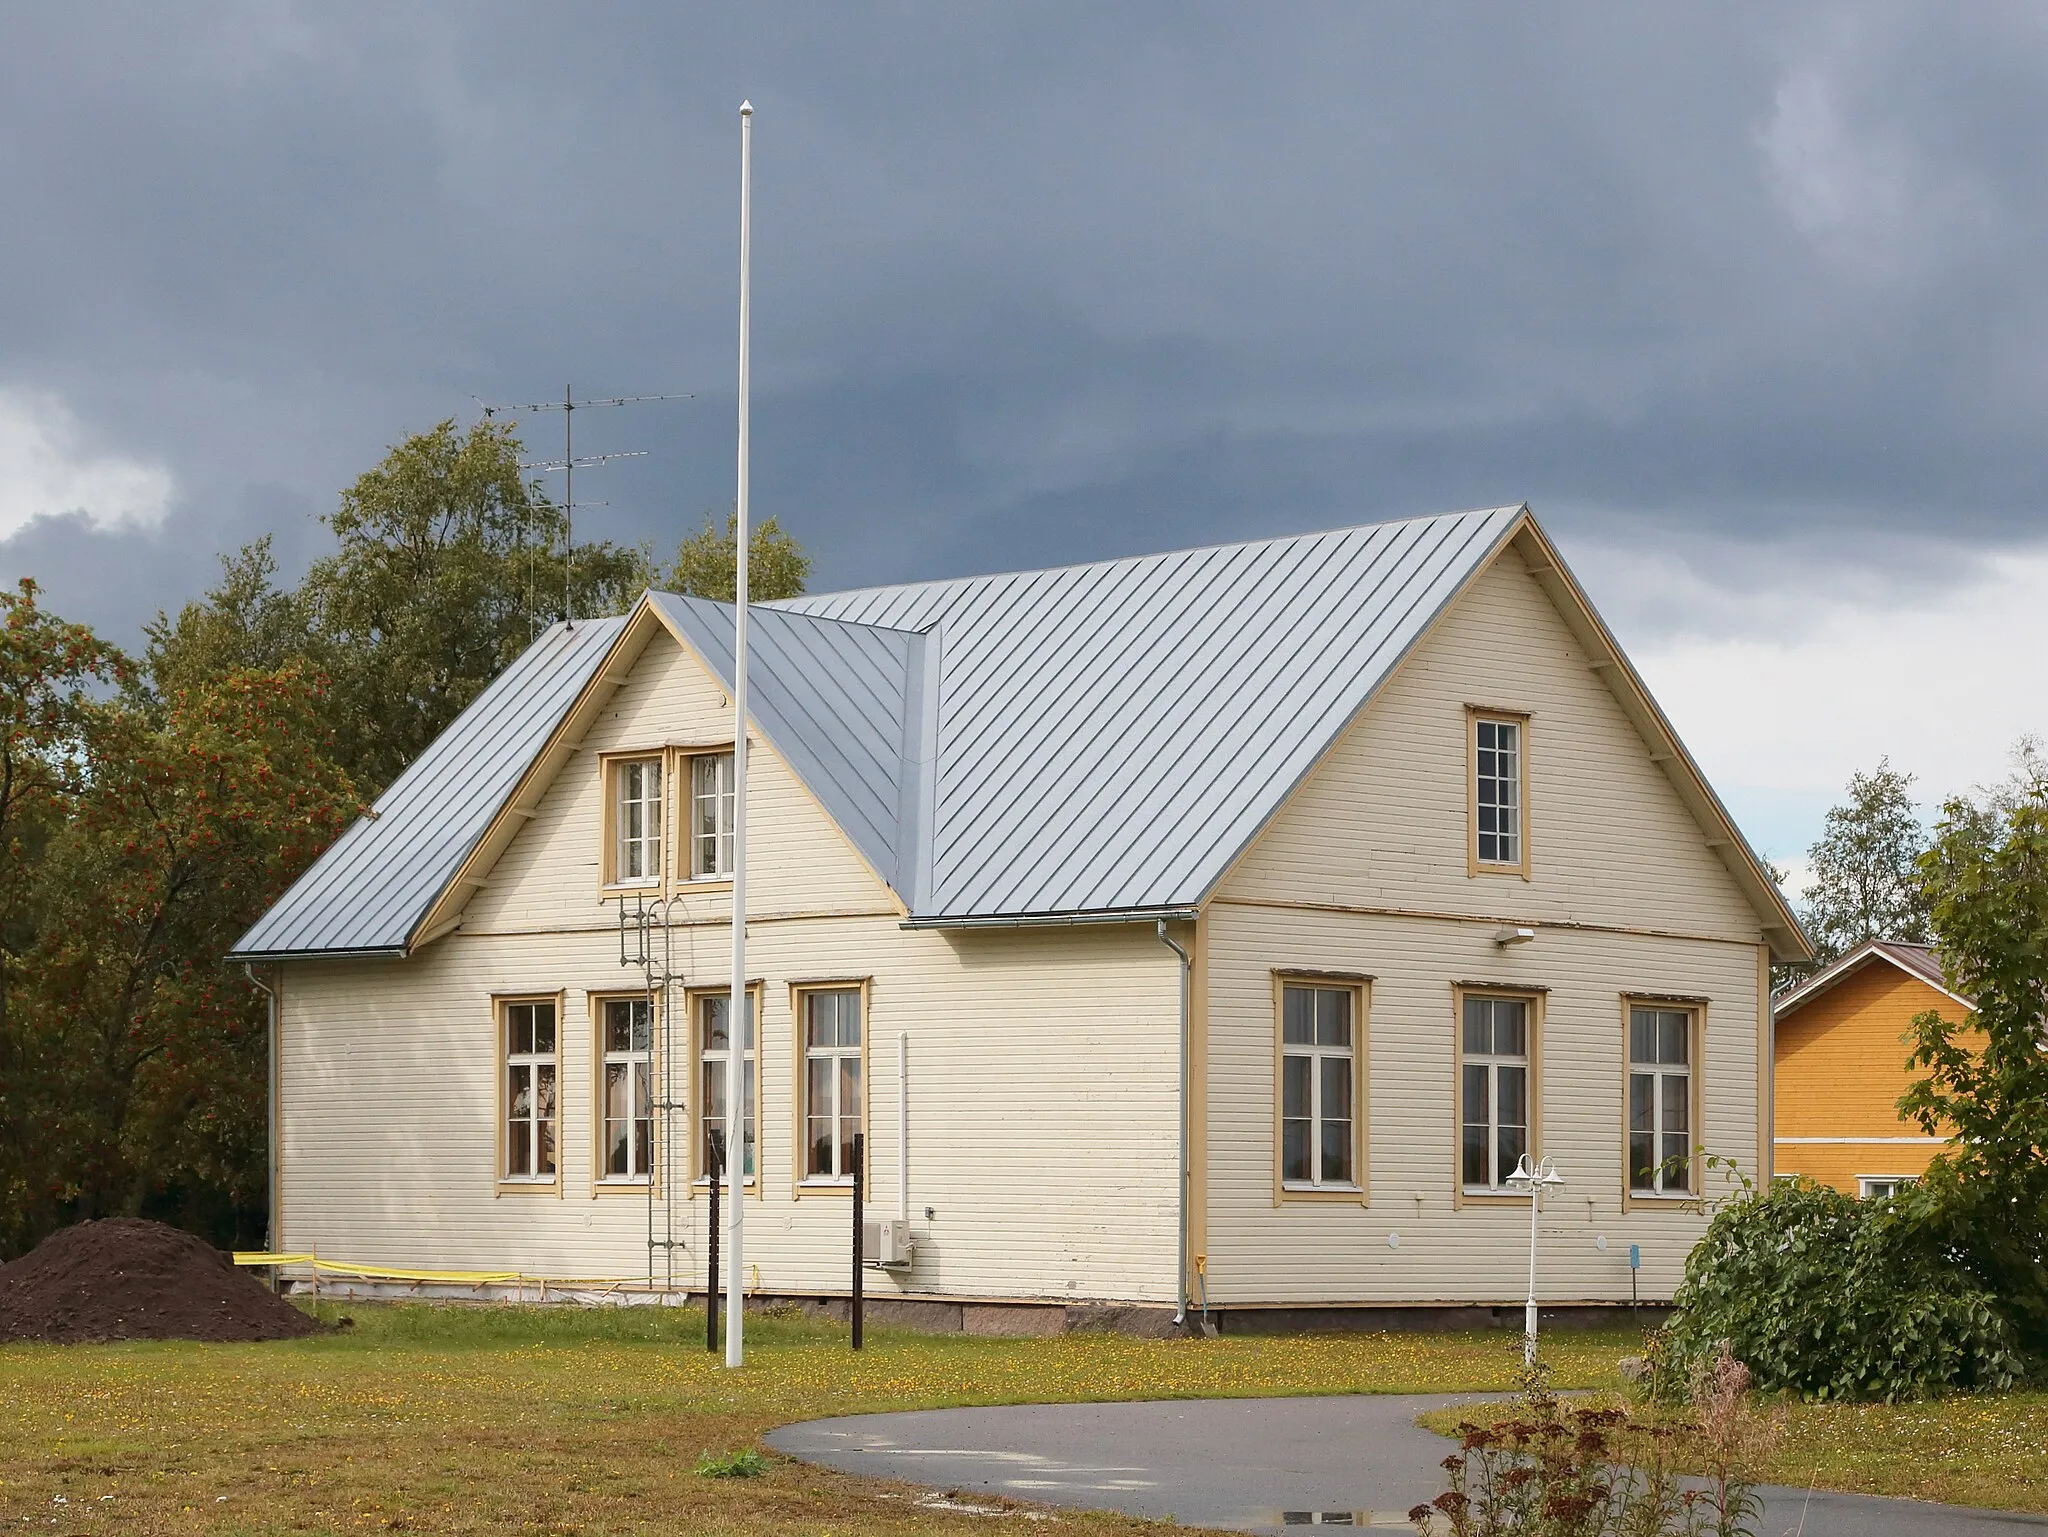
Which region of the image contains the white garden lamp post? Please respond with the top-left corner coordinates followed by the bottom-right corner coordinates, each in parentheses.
top-left (1504, 1153), bottom-right (1565, 1368)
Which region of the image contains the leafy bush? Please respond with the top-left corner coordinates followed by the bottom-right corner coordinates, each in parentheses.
top-left (1657, 1177), bottom-right (2019, 1403)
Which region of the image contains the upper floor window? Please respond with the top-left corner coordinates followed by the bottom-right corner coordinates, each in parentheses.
top-left (611, 756), bottom-right (663, 885)
top-left (502, 998), bottom-right (558, 1183)
top-left (599, 996), bottom-right (654, 1183)
top-left (802, 987), bottom-right (864, 1183)
top-left (1628, 1004), bottom-right (1694, 1195)
top-left (1470, 712), bottom-right (1527, 874)
top-left (1461, 992), bottom-right (1531, 1191)
top-left (1280, 982), bottom-right (1358, 1190)
top-left (690, 752), bottom-right (735, 879)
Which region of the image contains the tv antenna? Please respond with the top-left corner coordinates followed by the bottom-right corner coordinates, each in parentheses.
top-left (476, 386), bottom-right (692, 630)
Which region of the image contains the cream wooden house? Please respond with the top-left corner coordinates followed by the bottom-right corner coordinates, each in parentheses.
top-left (232, 505), bottom-right (1808, 1330)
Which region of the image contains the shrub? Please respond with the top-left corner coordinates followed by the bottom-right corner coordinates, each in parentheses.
top-left (1410, 1349), bottom-right (1776, 1536)
top-left (1657, 1177), bottom-right (2019, 1403)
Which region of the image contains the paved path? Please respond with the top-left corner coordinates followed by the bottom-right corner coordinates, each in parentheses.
top-left (768, 1394), bottom-right (2048, 1535)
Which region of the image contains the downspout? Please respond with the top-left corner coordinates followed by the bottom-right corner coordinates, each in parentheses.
top-left (243, 964), bottom-right (278, 1251)
top-left (1155, 920), bottom-right (1192, 1329)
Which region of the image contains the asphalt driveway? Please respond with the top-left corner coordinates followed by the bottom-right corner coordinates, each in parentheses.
top-left (767, 1394), bottom-right (2048, 1535)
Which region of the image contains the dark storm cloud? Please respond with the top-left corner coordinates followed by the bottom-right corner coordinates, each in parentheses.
top-left (4, 2), bottom-right (2047, 643)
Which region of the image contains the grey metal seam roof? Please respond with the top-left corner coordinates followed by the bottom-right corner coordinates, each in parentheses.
top-left (234, 505), bottom-right (1534, 957)
top-left (777, 504), bottom-right (1527, 917)
top-left (229, 616), bottom-right (626, 959)
top-left (648, 593), bottom-right (929, 895)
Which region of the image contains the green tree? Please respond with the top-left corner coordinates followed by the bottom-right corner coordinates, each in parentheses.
top-left (152, 419), bottom-right (652, 797)
top-left (1901, 775), bottom-right (2048, 1355)
top-left (0, 581), bottom-right (132, 1245)
top-left (1800, 760), bottom-right (1932, 964)
top-left (663, 507), bottom-right (811, 602)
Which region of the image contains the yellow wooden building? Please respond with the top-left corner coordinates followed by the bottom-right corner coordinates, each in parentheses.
top-left (1772, 940), bottom-right (1967, 1196)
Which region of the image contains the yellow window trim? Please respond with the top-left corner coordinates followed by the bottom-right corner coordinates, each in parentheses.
top-left (1450, 983), bottom-right (1544, 1209)
top-left (1620, 993), bottom-right (1708, 1212)
top-left (685, 981), bottom-right (767, 1199)
top-left (1270, 970), bottom-right (1371, 1207)
top-left (1465, 705), bottom-right (1532, 880)
top-left (587, 989), bottom-right (664, 1199)
top-left (676, 742), bottom-right (738, 884)
top-left (788, 978), bottom-right (873, 1199)
top-left (494, 990), bottom-right (566, 1197)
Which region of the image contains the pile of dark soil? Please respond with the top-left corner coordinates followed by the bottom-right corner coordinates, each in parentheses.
top-left (0, 1217), bottom-right (323, 1343)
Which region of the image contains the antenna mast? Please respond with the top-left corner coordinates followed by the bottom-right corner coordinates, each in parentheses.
top-left (479, 389), bottom-right (691, 632)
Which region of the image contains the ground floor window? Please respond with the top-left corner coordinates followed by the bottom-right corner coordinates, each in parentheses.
top-left (1858, 1175), bottom-right (1917, 1201)
top-left (598, 996), bottom-right (654, 1182)
top-left (1460, 992), bottom-right (1532, 1191)
top-left (696, 989), bottom-right (756, 1182)
top-left (1627, 1003), bottom-right (1696, 1195)
top-left (1279, 981), bottom-right (1359, 1189)
top-left (502, 997), bottom-right (558, 1182)
top-left (801, 986), bottom-right (864, 1183)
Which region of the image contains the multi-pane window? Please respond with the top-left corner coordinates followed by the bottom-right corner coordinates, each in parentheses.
top-left (690, 753), bottom-right (735, 879)
top-left (1628, 1006), bottom-right (1692, 1194)
top-left (1461, 994), bottom-right (1530, 1189)
top-left (614, 758), bottom-right (663, 883)
top-left (1474, 717), bottom-right (1522, 867)
top-left (698, 991), bottom-right (755, 1180)
top-left (803, 989), bottom-right (864, 1182)
top-left (504, 999), bottom-right (558, 1181)
top-left (1858, 1175), bottom-right (1915, 1201)
top-left (600, 997), bottom-right (654, 1182)
top-left (1281, 984), bottom-right (1355, 1187)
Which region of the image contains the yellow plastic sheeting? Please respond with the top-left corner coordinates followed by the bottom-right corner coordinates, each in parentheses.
top-left (232, 1252), bottom-right (645, 1288)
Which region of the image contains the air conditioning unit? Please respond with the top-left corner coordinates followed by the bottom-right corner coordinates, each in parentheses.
top-left (862, 1218), bottom-right (914, 1268)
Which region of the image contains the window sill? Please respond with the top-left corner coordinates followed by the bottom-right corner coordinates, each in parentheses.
top-left (798, 1178), bottom-right (856, 1194)
top-left (679, 877), bottom-right (734, 893)
top-left (1458, 1187), bottom-right (1532, 1203)
top-left (1279, 1182), bottom-right (1366, 1204)
top-left (1626, 1190), bottom-right (1698, 1204)
top-left (497, 1178), bottom-right (560, 1194)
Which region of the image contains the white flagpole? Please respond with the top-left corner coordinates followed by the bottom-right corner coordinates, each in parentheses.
top-left (725, 98), bottom-right (753, 1371)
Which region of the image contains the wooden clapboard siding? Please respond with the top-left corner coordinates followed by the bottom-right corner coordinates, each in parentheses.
top-left (277, 624), bottom-right (1182, 1301)
top-left (1221, 548), bottom-right (1759, 941)
top-left (1202, 544), bottom-right (1766, 1304)
top-left (1200, 903), bottom-right (1756, 1304)
top-left (1773, 961), bottom-right (1957, 1193)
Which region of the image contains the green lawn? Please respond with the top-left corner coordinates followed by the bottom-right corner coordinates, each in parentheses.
top-left (3, 1303), bottom-right (1621, 1536)
top-left (6, 1303), bottom-right (2041, 1534)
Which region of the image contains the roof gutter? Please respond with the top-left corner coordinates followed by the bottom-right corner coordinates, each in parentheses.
top-left (224, 944), bottom-right (410, 964)
top-left (899, 907), bottom-right (1200, 931)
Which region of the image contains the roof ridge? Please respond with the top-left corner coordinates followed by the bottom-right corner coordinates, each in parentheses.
top-left (775, 503), bottom-right (1527, 609)
top-left (651, 589), bottom-right (933, 637)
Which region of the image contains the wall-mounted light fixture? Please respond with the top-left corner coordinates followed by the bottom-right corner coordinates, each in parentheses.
top-left (1494, 926), bottom-right (1536, 948)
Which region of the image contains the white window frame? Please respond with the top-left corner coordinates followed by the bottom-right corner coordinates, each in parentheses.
top-left (1460, 992), bottom-right (1532, 1193)
top-left (501, 997), bottom-right (559, 1185)
top-left (597, 995), bottom-right (655, 1184)
top-left (1279, 982), bottom-right (1359, 1192)
top-left (689, 751), bottom-right (735, 880)
top-left (695, 988), bottom-right (756, 1185)
top-left (1858, 1175), bottom-right (1917, 1201)
top-left (613, 756), bottom-right (664, 885)
top-left (800, 987), bottom-right (865, 1185)
top-left (1627, 1004), bottom-right (1696, 1197)
top-left (1471, 713), bottom-right (1524, 871)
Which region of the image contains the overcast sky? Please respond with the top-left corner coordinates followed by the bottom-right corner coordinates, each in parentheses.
top-left (3, 3), bottom-right (2043, 881)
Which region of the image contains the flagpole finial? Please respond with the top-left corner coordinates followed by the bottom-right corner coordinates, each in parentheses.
top-left (740, 100), bottom-right (753, 115)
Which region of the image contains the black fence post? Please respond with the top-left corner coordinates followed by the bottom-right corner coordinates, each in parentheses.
top-left (851, 1132), bottom-right (865, 1351)
top-left (706, 1138), bottom-right (721, 1353)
